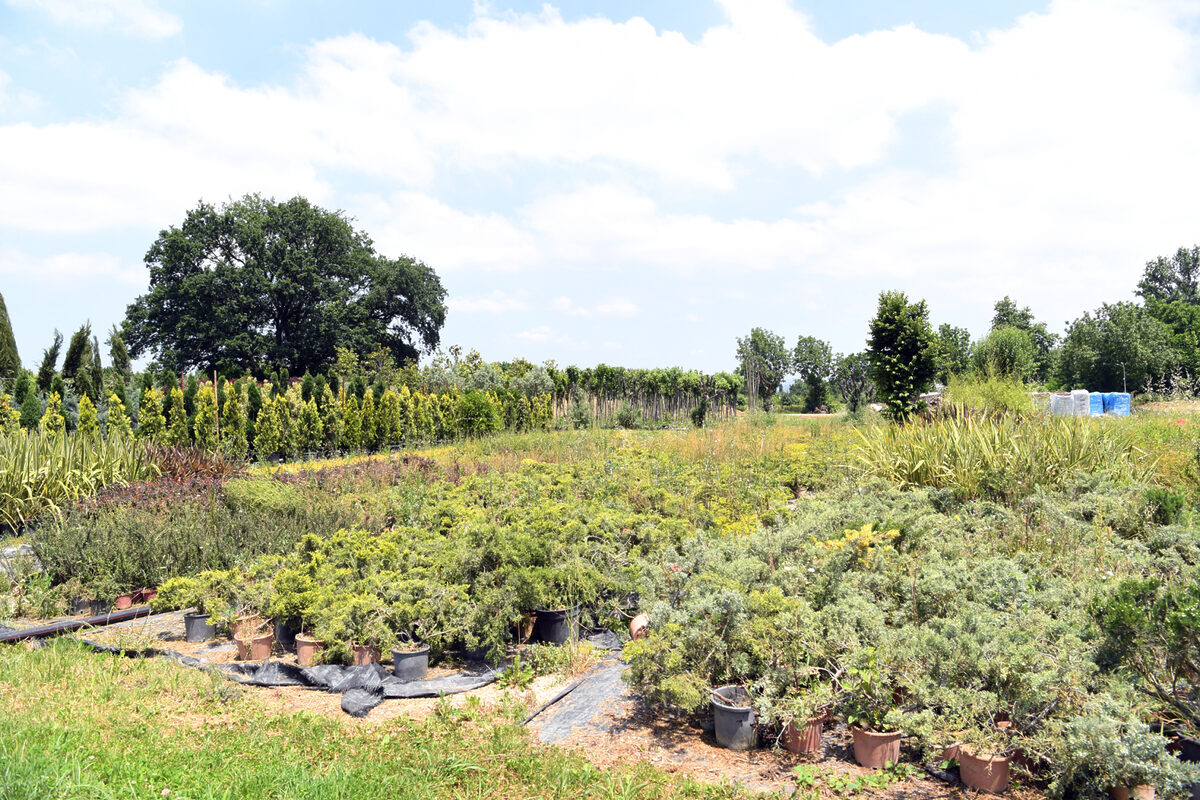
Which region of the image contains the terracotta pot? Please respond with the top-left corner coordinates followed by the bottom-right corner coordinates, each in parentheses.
top-left (237, 631), bottom-right (274, 661)
top-left (782, 716), bottom-right (824, 754)
top-left (114, 593), bottom-right (134, 611)
top-left (851, 727), bottom-right (902, 769)
top-left (1109, 786), bottom-right (1155, 800)
top-left (959, 749), bottom-right (1011, 794)
top-left (351, 644), bottom-right (381, 666)
top-left (295, 634), bottom-right (324, 667)
top-left (134, 588), bottom-right (157, 604)
top-left (629, 613), bottom-right (650, 640)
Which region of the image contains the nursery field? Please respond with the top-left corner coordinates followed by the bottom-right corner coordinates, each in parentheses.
top-left (3, 411), bottom-right (1200, 798)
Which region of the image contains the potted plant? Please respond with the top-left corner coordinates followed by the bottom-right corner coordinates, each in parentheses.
top-left (777, 683), bottom-right (836, 755)
top-left (839, 649), bottom-right (905, 769)
top-left (711, 685), bottom-right (758, 751)
top-left (954, 723), bottom-right (1015, 794)
top-left (313, 592), bottom-right (394, 666)
top-left (1051, 702), bottom-right (1199, 800)
top-left (153, 571), bottom-right (239, 643)
top-left (391, 631), bottom-right (431, 682)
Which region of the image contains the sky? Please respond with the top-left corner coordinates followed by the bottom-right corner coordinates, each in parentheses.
top-left (2, 0), bottom-right (1200, 375)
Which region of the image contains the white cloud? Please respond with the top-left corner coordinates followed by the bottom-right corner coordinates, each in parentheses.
top-left (0, 246), bottom-right (143, 284)
top-left (6, 0), bottom-right (182, 38)
top-left (551, 295), bottom-right (639, 317)
top-left (449, 290), bottom-right (530, 313)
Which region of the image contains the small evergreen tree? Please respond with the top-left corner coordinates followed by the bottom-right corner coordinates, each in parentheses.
top-left (414, 392), bottom-right (434, 441)
top-left (109, 376), bottom-right (128, 412)
top-left (107, 393), bottom-right (133, 439)
top-left (0, 292), bottom-right (20, 381)
top-left (398, 385), bottom-right (415, 441)
top-left (19, 390), bottom-right (41, 430)
top-left (341, 394), bottom-right (362, 450)
top-left (61, 323), bottom-right (91, 384)
top-left (221, 381), bottom-right (248, 460)
top-left (50, 373), bottom-right (65, 401)
top-left (184, 375), bottom-right (199, 418)
top-left (254, 397), bottom-right (283, 460)
top-left (139, 387), bottom-right (165, 440)
top-left (36, 330), bottom-right (62, 392)
top-left (277, 394), bottom-right (298, 459)
top-left (107, 324), bottom-right (131, 379)
top-left (247, 380), bottom-right (263, 422)
top-left (438, 392), bottom-right (457, 439)
top-left (320, 385), bottom-right (342, 450)
top-left (89, 335), bottom-right (104, 403)
top-left (301, 371), bottom-right (315, 402)
top-left (40, 392), bottom-right (66, 436)
top-left (299, 399), bottom-right (324, 452)
top-left (360, 391), bottom-right (378, 451)
top-left (378, 390), bottom-right (401, 446)
top-left (76, 394), bottom-right (99, 437)
top-left (165, 387), bottom-right (189, 447)
top-left (11, 370), bottom-right (31, 405)
top-left (193, 385), bottom-right (219, 452)
top-left (0, 394), bottom-right (21, 433)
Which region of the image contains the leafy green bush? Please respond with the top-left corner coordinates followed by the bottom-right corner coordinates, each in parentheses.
top-left (1146, 486), bottom-right (1186, 525)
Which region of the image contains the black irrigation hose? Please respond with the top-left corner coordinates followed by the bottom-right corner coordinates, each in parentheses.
top-left (0, 605), bottom-right (153, 644)
top-left (521, 675), bottom-right (588, 726)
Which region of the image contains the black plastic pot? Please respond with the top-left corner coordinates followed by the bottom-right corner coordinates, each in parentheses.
top-left (533, 607), bottom-right (576, 645)
top-left (274, 618), bottom-right (300, 652)
top-left (72, 597), bottom-right (109, 616)
top-left (711, 685), bottom-right (757, 751)
top-left (184, 612), bottom-right (217, 643)
top-left (391, 643), bottom-right (431, 681)
top-left (1171, 736), bottom-right (1200, 800)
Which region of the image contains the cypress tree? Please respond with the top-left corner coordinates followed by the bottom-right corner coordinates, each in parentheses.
top-left (61, 323), bottom-right (91, 383)
top-left (253, 397), bottom-right (280, 460)
top-left (184, 375), bottom-right (199, 418)
top-left (139, 387), bottom-right (165, 440)
top-left (301, 371), bottom-right (314, 403)
top-left (221, 380), bottom-right (248, 460)
top-left (36, 330), bottom-right (62, 392)
top-left (89, 335), bottom-right (104, 404)
top-left (50, 373), bottom-right (65, 400)
top-left (107, 393), bottom-right (133, 439)
top-left (40, 392), bottom-right (66, 436)
top-left (165, 387), bottom-right (189, 447)
top-left (379, 390), bottom-right (401, 446)
top-left (247, 381), bottom-right (263, 421)
top-left (341, 395), bottom-right (362, 450)
top-left (106, 324), bottom-right (131, 379)
top-left (76, 394), bottom-right (99, 437)
top-left (0, 292), bottom-right (19, 380)
top-left (277, 395), bottom-right (297, 458)
top-left (360, 391), bottom-right (377, 450)
top-left (320, 385), bottom-right (341, 450)
top-left (110, 376), bottom-right (128, 411)
top-left (193, 385), bottom-right (219, 452)
top-left (298, 399), bottom-right (323, 452)
top-left (11, 370), bottom-right (31, 406)
top-left (350, 375), bottom-right (366, 403)
top-left (398, 386), bottom-right (415, 441)
top-left (19, 390), bottom-right (41, 430)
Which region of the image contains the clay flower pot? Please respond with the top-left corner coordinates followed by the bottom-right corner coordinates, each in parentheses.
top-left (295, 634), bottom-right (324, 667)
top-left (629, 613), bottom-right (650, 640)
top-left (1109, 786), bottom-right (1155, 800)
top-left (959, 748), bottom-right (1011, 794)
top-left (351, 644), bottom-right (381, 666)
top-left (114, 593), bottom-right (134, 611)
top-left (782, 716), bottom-right (825, 754)
top-left (851, 727), bottom-right (902, 769)
top-left (237, 630), bottom-right (274, 661)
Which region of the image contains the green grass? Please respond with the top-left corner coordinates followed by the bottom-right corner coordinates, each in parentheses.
top-left (0, 639), bottom-right (752, 800)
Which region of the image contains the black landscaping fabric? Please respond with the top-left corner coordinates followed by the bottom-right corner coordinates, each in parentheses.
top-left (77, 627), bottom-right (626, 718)
top-left (531, 658), bottom-right (627, 743)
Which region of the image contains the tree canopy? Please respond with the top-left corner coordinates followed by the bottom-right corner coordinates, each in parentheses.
top-left (735, 328), bottom-right (790, 409)
top-left (1057, 302), bottom-right (1174, 392)
top-left (123, 194), bottom-right (448, 376)
top-left (1137, 245), bottom-right (1200, 305)
top-left (0, 292), bottom-right (18, 380)
top-left (867, 291), bottom-right (937, 418)
top-left (990, 296), bottom-right (1058, 381)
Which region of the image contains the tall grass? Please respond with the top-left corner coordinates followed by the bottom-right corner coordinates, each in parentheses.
top-left (0, 430), bottom-right (160, 528)
top-left (853, 408), bottom-right (1156, 500)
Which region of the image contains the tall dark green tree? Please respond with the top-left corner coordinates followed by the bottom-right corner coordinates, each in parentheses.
top-left (106, 324), bottom-right (132, 379)
top-left (867, 291), bottom-right (937, 419)
top-left (88, 335), bottom-right (104, 404)
top-left (735, 328), bottom-right (790, 410)
top-left (0, 292), bottom-right (19, 381)
top-left (1137, 245), bottom-right (1200, 305)
top-left (990, 296), bottom-right (1058, 381)
top-left (61, 323), bottom-right (91, 384)
top-left (1057, 302), bottom-right (1174, 392)
top-left (933, 323), bottom-right (972, 384)
top-left (36, 330), bottom-right (62, 392)
top-left (123, 194), bottom-right (448, 376)
top-left (834, 352), bottom-right (875, 413)
top-left (792, 335), bottom-right (833, 412)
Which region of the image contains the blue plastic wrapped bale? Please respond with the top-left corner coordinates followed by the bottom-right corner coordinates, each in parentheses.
top-left (1101, 392), bottom-right (1115, 413)
top-left (1089, 393), bottom-right (1104, 416)
top-left (1110, 393), bottom-right (1131, 417)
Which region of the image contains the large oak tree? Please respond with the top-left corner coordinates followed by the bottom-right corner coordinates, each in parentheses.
top-left (123, 195), bottom-right (447, 376)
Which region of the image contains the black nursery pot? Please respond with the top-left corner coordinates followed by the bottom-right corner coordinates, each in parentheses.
top-left (391, 643), bottom-right (431, 681)
top-left (73, 597), bottom-right (109, 616)
top-left (533, 607), bottom-right (577, 645)
top-left (274, 618), bottom-right (300, 652)
top-left (184, 612), bottom-right (217, 643)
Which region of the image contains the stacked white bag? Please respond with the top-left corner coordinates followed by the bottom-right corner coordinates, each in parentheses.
top-left (1071, 390), bottom-right (1090, 416)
